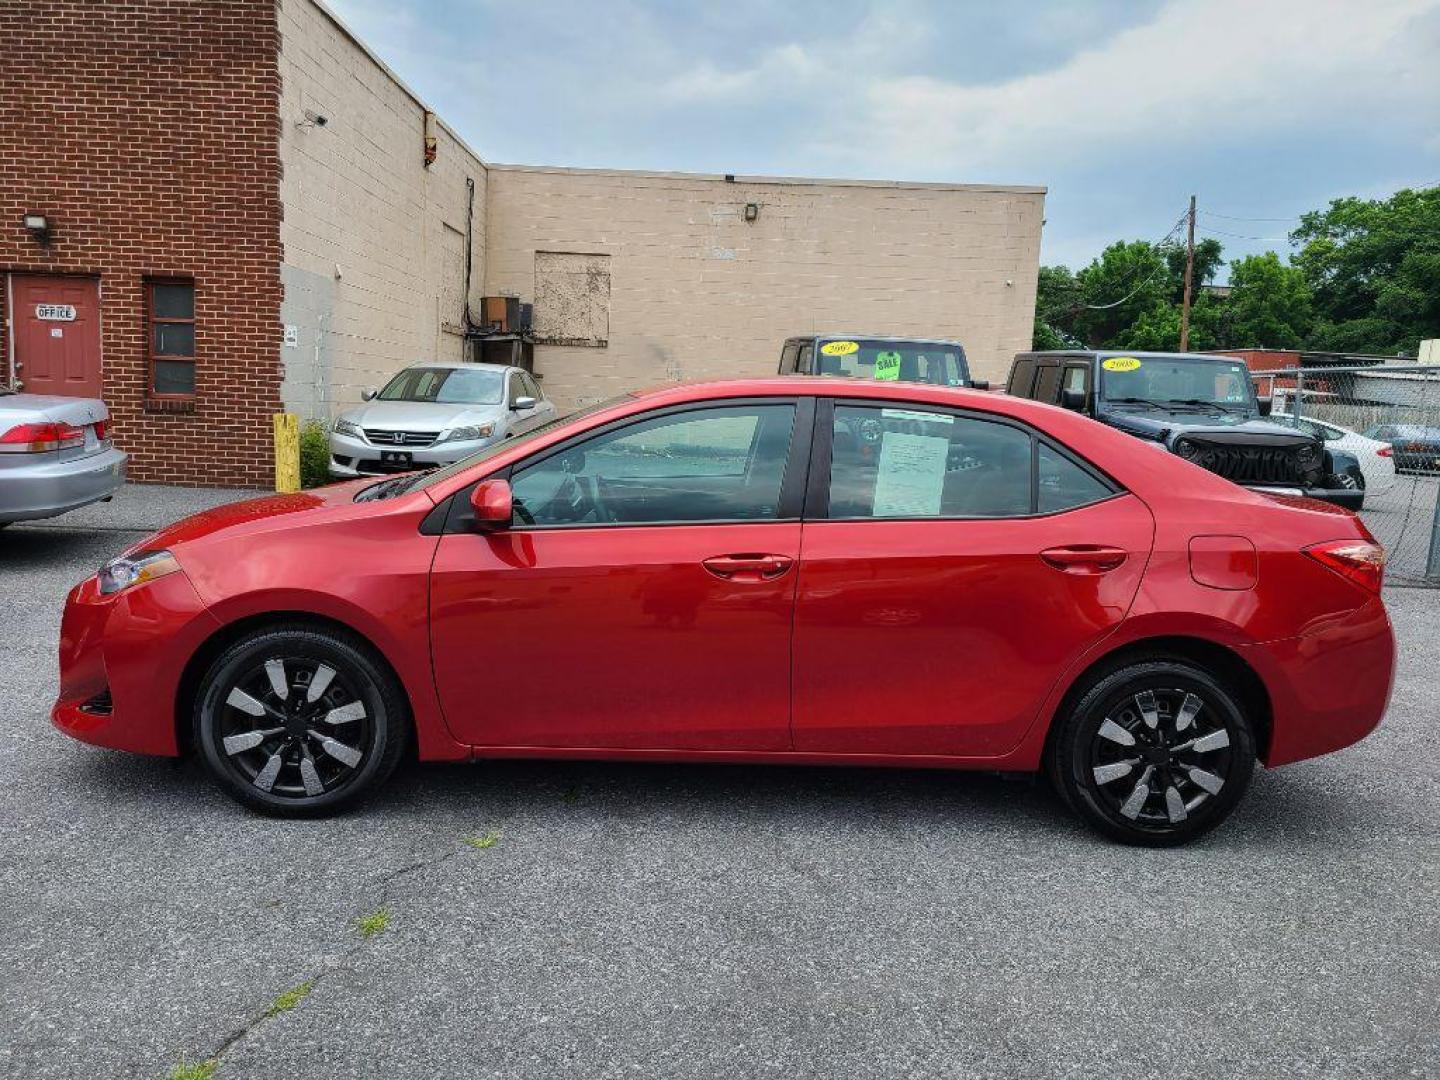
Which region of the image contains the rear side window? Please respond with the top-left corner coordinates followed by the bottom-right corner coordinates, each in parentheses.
top-left (1037, 443), bottom-right (1114, 513)
top-left (828, 404), bottom-right (1117, 519)
top-left (1008, 359), bottom-right (1036, 396)
top-left (829, 405), bottom-right (1032, 518)
top-left (780, 343), bottom-right (800, 373)
top-left (1033, 365), bottom-right (1062, 404)
top-left (511, 404), bottom-right (796, 526)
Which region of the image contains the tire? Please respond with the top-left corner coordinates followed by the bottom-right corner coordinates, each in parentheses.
top-left (1046, 659), bottom-right (1255, 846)
top-left (194, 624), bottom-right (408, 816)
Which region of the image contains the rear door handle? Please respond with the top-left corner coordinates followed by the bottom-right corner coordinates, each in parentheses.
top-left (702, 553), bottom-right (794, 581)
top-left (1040, 545), bottom-right (1129, 574)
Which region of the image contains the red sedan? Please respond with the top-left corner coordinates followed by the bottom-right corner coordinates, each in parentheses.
top-left (53, 379), bottom-right (1394, 844)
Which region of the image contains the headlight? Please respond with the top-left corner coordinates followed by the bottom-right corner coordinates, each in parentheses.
top-left (1174, 438), bottom-right (1202, 461)
top-left (436, 424), bottom-right (494, 444)
top-left (333, 417), bottom-right (362, 438)
top-left (98, 549), bottom-right (181, 595)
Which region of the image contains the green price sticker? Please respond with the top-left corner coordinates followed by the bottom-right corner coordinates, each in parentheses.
top-left (874, 351), bottom-right (902, 381)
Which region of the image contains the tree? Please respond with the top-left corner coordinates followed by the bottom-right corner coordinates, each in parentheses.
top-left (1292, 186), bottom-right (1440, 356)
top-left (1072, 240), bottom-right (1175, 347)
top-left (1219, 252), bottom-right (1314, 348)
top-left (1033, 265), bottom-right (1083, 349)
top-left (1164, 237), bottom-right (1224, 305)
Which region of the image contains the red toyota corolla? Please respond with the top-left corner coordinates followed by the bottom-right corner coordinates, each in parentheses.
top-left (53, 379), bottom-right (1394, 844)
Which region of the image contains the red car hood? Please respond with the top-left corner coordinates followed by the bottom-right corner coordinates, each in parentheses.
top-left (133, 479), bottom-right (391, 552)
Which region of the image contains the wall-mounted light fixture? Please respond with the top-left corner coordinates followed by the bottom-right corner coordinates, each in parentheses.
top-left (297, 109), bottom-right (328, 129)
top-left (743, 203), bottom-right (759, 223)
top-left (23, 214), bottom-right (51, 246)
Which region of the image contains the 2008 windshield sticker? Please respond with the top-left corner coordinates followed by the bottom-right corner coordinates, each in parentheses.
top-left (1102, 356), bottom-right (1142, 372)
top-left (873, 351), bottom-right (902, 380)
top-left (820, 340), bottom-right (859, 356)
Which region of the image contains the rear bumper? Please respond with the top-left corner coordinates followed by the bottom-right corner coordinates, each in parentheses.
top-left (0, 446), bottom-right (127, 522)
top-left (1239, 595), bottom-right (1395, 767)
top-left (51, 569), bottom-right (220, 756)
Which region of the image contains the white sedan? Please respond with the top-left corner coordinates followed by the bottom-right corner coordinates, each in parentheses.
top-left (1274, 411), bottom-right (1396, 495)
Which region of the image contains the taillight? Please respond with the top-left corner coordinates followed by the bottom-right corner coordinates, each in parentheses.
top-left (93, 419), bottom-right (110, 441)
top-left (0, 421), bottom-right (86, 453)
top-left (1377, 446), bottom-right (1393, 457)
top-left (1303, 539), bottom-right (1386, 595)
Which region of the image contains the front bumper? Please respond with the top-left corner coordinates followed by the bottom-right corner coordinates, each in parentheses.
top-left (1244, 483), bottom-right (1364, 512)
top-left (0, 446), bottom-right (127, 523)
top-left (327, 430), bottom-right (493, 478)
top-left (51, 569), bottom-right (220, 756)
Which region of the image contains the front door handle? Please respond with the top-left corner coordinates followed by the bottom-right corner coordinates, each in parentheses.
top-left (702, 553), bottom-right (794, 581)
top-left (1040, 545), bottom-right (1129, 574)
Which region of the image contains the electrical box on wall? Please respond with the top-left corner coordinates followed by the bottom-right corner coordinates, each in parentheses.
top-left (479, 296), bottom-right (520, 333)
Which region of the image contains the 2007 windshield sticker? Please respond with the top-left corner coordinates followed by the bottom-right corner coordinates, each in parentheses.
top-left (1102, 356), bottom-right (1142, 372)
top-left (873, 351), bottom-right (902, 380)
top-left (820, 340), bottom-right (859, 356)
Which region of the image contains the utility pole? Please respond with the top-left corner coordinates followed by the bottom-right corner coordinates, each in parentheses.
top-left (1179, 194), bottom-right (1197, 352)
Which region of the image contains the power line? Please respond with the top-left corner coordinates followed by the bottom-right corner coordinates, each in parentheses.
top-left (1080, 210), bottom-right (1189, 310)
top-left (1200, 209), bottom-right (1301, 223)
top-left (1197, 225), bottom-right (1293, 243)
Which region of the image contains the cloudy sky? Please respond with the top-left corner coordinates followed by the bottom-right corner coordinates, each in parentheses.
top-left (329, 0), bottom-right (1439, 275)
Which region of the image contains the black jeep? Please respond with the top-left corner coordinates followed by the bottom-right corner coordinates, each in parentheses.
top-left (1007, 350), bottom-right (1364, 510)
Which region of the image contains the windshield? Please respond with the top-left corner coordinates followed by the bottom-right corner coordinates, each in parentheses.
top-left (378, 367), bottom-right (504, 405)
top-left (1100, 356), bottom-right (1256, 410)
top-left (813, 339), bottom-right (970, 387)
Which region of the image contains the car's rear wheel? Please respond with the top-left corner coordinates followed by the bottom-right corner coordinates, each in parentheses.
top-left (194, 625), bottom-right (407, 816)
top-left (1048, 659), bottom-right (1255, 846)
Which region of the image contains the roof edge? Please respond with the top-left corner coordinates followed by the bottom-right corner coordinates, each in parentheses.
top-left (488, 163), bottom-right (1046, 195)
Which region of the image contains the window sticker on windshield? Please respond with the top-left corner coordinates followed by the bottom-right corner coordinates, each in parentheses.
top-left (874, 351), bottom-right (902, 380)
top-left (873, 432), bottom-right (948, 516)
top-left (1102, 356), bottom-right (1142, 372)
top-left (820, 340), bottom-right (859, 356)
top-left (882, 408), bottom-right (953, 425)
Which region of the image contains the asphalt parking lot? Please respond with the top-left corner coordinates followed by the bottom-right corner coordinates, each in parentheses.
top-left (1, 485), bottom-right (1437, 1080)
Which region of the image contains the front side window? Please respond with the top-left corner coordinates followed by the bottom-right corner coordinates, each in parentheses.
top-left (828, 405), bottom-right (1115, 519)
top-left (147, 280), bottom-right (196, 397)
top-left (379, 367), bottom-right (504, 405)
top-left (511, 403), bottom-right (796, 526)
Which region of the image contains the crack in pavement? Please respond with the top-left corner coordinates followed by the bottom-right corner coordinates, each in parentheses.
top-left (170, 840), bottom-right (473, 1077)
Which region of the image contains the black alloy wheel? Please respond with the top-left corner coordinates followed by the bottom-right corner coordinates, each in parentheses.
top-left (1049, 659), bottom-right (1255, 846)
top-left (195, 626), bottom-right (407, 815)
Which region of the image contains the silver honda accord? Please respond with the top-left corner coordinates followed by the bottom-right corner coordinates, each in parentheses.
top-left (0, 388), bottom-right (127, 525)
top-left (328, 362), bottom-right (557, 479)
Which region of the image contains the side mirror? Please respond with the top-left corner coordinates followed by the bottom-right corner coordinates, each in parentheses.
top-left (468, 479), bottom-right (513, 531)
top-left (511, 395), bottom-right (537, 411)
top-left (970, 379), bottom-right (991, 391)
top-left (1257, 396), bottom-right (1273, 416)
top-left (361, 387), bottom-right (379, 401)
top-left (1059, 388), bottom-right (1086, 411)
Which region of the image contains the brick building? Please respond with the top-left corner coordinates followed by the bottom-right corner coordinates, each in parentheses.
top-left (2, 0), bottom-right (1045, 487)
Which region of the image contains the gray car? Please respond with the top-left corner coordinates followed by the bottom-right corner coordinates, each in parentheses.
top-left (0, 388), bottom-right (127, 525)
top-left (328, 361), bottom-right (556, 479)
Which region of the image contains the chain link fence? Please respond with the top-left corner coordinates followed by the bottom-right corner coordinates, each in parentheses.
top-left (1254, 364), bottom-right (1440, 587)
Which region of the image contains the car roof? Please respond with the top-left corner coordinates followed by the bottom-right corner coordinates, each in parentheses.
top-left (790, 334), bottom-right (967, 347)
top-left (1021, 350), bottom-right (1248, 363)
top-left (399, 360), bottom-right (515, 373)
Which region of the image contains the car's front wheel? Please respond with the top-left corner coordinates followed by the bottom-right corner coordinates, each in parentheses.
top-left (194, 625), bottom-right (407, 816)
top-left (1048, 659), bottom-right (1256, 846)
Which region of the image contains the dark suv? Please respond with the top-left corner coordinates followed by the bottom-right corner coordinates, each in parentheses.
top-left (780, 335), bottom-right (988, 389)
top-left (1007, 350), bottom-right (1363, 510)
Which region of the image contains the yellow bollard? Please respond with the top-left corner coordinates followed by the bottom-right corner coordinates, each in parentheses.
top-left (273, 413), bottom-right (301, 494)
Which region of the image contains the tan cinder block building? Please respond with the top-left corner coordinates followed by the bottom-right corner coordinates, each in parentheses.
top-left (485, 167), bottom-right (1045, 409)
top-left (1, 0), bottom-right (1043, 485)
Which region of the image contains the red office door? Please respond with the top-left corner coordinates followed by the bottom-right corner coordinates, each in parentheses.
top-left (9, 275), bottom-right (102, 398)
